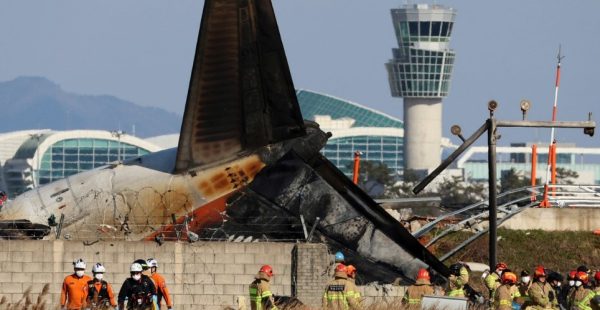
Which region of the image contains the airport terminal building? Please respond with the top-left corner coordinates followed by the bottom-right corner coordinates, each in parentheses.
top-left (0, 130), bottom-right (160, 197)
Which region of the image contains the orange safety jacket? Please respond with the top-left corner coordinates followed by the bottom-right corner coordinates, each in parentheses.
top-left (151, 272), bottom-right (173, 307)
top-left (61, 274), bottom-right (92, 309)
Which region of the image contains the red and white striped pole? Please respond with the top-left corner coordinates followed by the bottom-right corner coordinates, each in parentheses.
top-left (541, 46), bottom-right (564, 207)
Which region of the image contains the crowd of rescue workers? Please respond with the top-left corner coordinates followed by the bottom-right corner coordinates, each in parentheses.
top-left (59, 251), bottom-right (600, 310)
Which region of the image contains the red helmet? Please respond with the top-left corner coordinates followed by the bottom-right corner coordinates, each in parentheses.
top-left (594, 271), bottom-right (600, 283)
top-left (346, 265), bottom-right (357, 277)
top-left (502, 271), bottom-right (517, 285)
top-left (577, 271), bottom-right (589, 284)
top-left (534, 266), bottom-right (546, 278)
top-left (259, 265), bottom-right (273, 277)
top-left (569, 270), bottom-right (577, 280)
top-left (417, 268), bottom-right (430, 281)
top-left (336, 263), bottom-right (347, 273)
top-left (495, 262), bottom-right (508, 271)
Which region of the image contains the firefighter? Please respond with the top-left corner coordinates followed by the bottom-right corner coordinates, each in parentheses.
top-left (61, 258), bottom-right (92, 310)
top-left (528, 265), bottom-right (558, 310)
top-left (249, 265), bottom-right (278, 310)
top-left (515, 270), bottom-right (532, 308)
top-left (346, 265), bottom-right (362, 307)
top-left (447, 263), bottom-right (469, 298)
top-left (494, 270), bottom-right (518, 310)
top-left (402, 268), bottom-right (434, 308)
top-left (563, 270), bottom-right (578, 308)
top-left (569, 271), bottom-right (595, 310)
top-left (84, 263), bottom-right (117, 310)
top-left (118, 263), bottom-right (156, 310)
top-left (485, 262), bottom-right (508, 301)
top-left (323, 264), bottom-right (361, 310)
top-left (593, 271), bottom-right (600, 294)
top-left (147, 258), bottom-right (173, 310)
top-left (592, 272), bottom-right (600, 310)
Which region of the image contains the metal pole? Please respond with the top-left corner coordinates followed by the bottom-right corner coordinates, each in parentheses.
top-left (352, 151), bottom-right (361, 184)
top-left (531, 145), bottom-right (537, 202)
top-left (487, 118), bottom-right (497, 269)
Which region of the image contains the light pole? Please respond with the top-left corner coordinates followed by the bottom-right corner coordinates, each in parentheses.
top-left (29, 133), bottom-right (44, 187)
top-left (111, 130), bottom-right (125, 162)
top-left (413, 100), bottom-right (595, 269)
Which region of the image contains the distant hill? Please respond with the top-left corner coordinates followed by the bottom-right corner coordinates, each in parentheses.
top-left (0, 77), bottom-right (182, 138)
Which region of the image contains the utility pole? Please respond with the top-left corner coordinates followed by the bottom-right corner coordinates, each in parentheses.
top-left (413, 100), bottom-right (594, 269)
top-left (111, 130), bottom-right (125, 162)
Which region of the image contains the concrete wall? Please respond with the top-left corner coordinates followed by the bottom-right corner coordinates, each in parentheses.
top-left (0, 240), bottom-right (294, 310)
top-left (501, 208), bottom-right (600, 231)
top-left (0, 240), bottom-right (407, 309)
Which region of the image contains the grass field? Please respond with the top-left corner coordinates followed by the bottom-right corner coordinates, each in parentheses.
top-left (433, 228), bottom-right (600, 274)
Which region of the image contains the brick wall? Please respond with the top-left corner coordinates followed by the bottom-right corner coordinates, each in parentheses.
top-left (0, 240), bottom-right (406, 309)
top-left (0, 240), bottom-right (295, 310)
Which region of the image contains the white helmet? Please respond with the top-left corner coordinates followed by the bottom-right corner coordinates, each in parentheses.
top-left (130, 263), bottom-right (143, 272)
top-left (147, 258), bottom-right (158, 268)
top-left (73, 258), bottom-right (86, 269)
top-left (92, 263), bottom-right (106, 273)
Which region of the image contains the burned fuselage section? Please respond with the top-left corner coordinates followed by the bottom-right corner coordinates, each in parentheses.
top-left (0, 0), bottom-right (451, 282)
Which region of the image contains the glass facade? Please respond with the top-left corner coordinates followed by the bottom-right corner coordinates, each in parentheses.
top-left (386, 5), bottom-right (456, 98)
top-left (37, 138), bottom-right (150, 185)
top-left (297, 90), bottom-right (405, 177)
top-left (322, 136), bottom-right (404, 176)
top-left (297, 90), bottom-right (403, 128)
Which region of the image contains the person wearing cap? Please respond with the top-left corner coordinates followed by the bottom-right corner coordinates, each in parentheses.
top-left (61, 258), bottom-right (92, 310)
top-left (323, 264), bottom-right (361, 310)
top-left (494, 270), bottom-right (518, 310)
top-left (569, 271), bottom-right (595, 310)
top-left (402, 268), bottom-right (434, 309)
top-left (345, 265), bottom-right (362, 307)
top-left (515, 270), bottom-right (532, 309)
top-left (249, 265), bottom-right (278, 310)
top-left (84, 263), bottom-right (117, 309)
top-left (447, 263), bottom-right (469, 297)
top-left (146, 258), bottom-right (173, 310)
top-left (529, 265), bottom-right (558, 310)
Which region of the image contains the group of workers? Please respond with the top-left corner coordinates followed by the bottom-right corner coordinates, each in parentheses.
top-left (483, 263), bottom-right (600, 310)
top-left (398, 260), bottom-right (600, 310)
top-left (61, 258), bottom-right (173, 310)
top-left (60, 252), bottom-right (600, 310)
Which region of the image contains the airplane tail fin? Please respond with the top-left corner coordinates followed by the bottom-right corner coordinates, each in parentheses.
top-left (175, 0), bottom-right (306, 173)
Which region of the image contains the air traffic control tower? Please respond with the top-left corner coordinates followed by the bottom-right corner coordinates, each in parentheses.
top-left (386, 4), bottom-right (456, 174)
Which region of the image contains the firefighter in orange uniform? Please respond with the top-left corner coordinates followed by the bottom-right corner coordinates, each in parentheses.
top-left (147, 258), bottom-right (173, 309)
top-left (61, 258), bottom-right (92, 310)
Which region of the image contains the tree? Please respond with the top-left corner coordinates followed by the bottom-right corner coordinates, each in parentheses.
top-left (556, 167), bottom-right (579, 185)
top-left (346, 160), bottom-right (397, 198)
top-left (436, 176), bottom-right (486, 208)
top-left (500, 168), bottom-right (531, 193)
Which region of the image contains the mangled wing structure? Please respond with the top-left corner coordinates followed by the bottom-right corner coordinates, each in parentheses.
top-left (175, 0), bottom-right (306, 172)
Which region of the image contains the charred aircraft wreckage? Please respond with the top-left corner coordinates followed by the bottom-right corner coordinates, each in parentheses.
top-left (0, 0), bottom-right (450, 283)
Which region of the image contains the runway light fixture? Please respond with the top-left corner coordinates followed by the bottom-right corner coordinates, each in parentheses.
top-left (520, 100), bottom-right (531, 120)
top-left (450, 125), bottom-right (465, 142)
top-left (488, 100), bottom-right (498, 117)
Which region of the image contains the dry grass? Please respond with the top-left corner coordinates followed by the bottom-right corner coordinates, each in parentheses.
top-left (433, 228), bottom-right (600, 274)
top-left (0, 284), bottom-right (54, 310)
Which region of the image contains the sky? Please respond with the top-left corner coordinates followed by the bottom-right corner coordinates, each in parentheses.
top-left (0, 0), bottom-right (599, 148)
